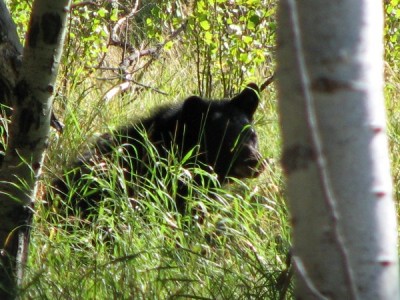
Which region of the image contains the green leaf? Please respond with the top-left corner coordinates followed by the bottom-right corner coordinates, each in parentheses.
top-left (239, 52), bottom-right (249, 63)
top-left (200, 20), bottom-right (211, 31)
top-left (164, 41), bottom-right (174, 50)
top-left (98, 8), bottom-right (107, 18)
top-left (197, 1), bottom-right (206, 13)
top-left (110, 9), bottom-right (118, 22)
top-left (246, 0), bottom-right (261, 5)
top-left (204, 31), bottom-right (213, 44)
top-left (242, 35), bottom-right (253, 44)
top-left (247, 14), bottom-right (260, 30)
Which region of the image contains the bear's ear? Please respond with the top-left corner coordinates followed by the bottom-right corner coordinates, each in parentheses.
top-left (230, 83), bottom-right (260, 119)
top-left (180, 96), bottom-right (209, 124)
top-left (182, 96), bottom-right (208, 115)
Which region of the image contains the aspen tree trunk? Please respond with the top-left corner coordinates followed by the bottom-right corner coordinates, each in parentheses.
top-left (0, 1), bottom-right (71, 298)
top-left (276, 0), bottom-right (399, 299)
top-left (0, 1), bottom-right (22, 129)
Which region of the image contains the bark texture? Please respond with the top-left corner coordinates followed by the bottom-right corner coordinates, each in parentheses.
top-left (0, 1), bottom-right (71, 298)
top-left (276, 0), bottom-right (399, 299)
top-left (0, 0), bottom-right (22, 144)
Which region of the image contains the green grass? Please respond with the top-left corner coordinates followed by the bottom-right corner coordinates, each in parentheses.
top-left (22, 54), bottom-right (292, 299)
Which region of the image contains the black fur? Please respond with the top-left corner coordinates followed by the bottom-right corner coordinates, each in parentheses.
top-left (49, 83), bottom-right (264, 217)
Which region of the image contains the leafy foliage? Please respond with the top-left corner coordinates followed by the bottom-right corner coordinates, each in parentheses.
top-left (385, 0), bottom-right (400, 72)
top-left (8, 0), bottom-right (276, 98)
top-left (5, 0), bottom-right (31, 38)
top-left (145, 0), bottom-right (276, 97)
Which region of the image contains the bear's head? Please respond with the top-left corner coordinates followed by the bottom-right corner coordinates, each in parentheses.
top-left (180, 83), bottom-right (264, 181)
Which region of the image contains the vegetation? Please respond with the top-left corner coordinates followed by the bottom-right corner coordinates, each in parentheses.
top-left (3, 0), bottom-right (399, 298)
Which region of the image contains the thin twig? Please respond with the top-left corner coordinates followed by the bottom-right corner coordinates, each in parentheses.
top-left (121, 20), bottom-right (188, 68)
top-left (260, 73), bottom-right (275, 92)
top-left (109, 0), bottom-right (140, 51)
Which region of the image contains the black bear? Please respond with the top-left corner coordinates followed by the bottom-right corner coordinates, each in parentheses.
top-left (49, 83), bottom-right (264, 218)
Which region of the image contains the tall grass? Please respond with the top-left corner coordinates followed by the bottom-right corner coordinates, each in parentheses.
top-left (385, 66), bottom-right (400, 215)
top-left (23, 54), bottom-right (292, 299)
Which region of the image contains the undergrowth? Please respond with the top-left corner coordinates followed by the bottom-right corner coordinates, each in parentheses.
top-left (21, 51), bottom-right (292, 299)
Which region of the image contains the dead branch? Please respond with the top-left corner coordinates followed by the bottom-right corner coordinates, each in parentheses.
top-left (121, 19), bottom-right (188, 68)
top-left (260, 73), bottom-right (275, 92)
top-left (110, 0), bottom-right (140, 48)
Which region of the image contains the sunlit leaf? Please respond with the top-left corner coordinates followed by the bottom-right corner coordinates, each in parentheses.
top-left (200, 20), bottom-right (211, 31)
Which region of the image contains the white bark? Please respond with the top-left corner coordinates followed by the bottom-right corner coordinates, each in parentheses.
top-left (276, 0), bottom-right (399, 299)
top-left (0, 0), bottom-right (71, 298)
top-left (1, 0), bottom-right (71, 202)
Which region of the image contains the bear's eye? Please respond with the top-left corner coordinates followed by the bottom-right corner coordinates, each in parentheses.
top-left (228, 124), bottom-right (253, 151)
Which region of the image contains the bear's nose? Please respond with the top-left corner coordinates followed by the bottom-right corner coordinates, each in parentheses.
top-left (232, 156), bottom-right (266, 179)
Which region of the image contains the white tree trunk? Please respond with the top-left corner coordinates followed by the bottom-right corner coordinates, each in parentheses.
top-left (0, 1), bottom-right (71, 298)
top-left (276, 0), bottom-right (399, 299)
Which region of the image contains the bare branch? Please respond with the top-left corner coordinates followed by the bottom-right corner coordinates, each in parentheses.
top-left (260, 73), bottom-right (275, 92)
top-left (110, 0), bottom-right (140, 48)
top-left (121, 20), bottom-right (188, 68)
